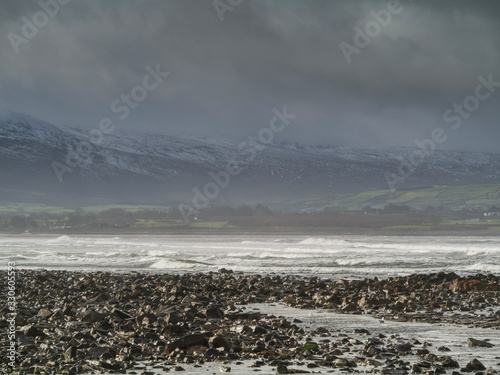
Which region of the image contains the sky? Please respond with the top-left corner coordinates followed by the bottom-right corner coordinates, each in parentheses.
top-left (1, 0), bottom-right (499, 152)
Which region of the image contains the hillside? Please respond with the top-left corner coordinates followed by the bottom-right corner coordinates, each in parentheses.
top-left (2, 110), bottom-right (500, 209)
top-left (274, 184), bottom-right (500, 212)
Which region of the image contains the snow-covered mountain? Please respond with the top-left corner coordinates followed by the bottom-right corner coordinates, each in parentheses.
top-left (1, 110), bottom-right (500, 207)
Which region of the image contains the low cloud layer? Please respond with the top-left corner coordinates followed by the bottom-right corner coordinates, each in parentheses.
top-left (1, 0), bottom-right (499, 152)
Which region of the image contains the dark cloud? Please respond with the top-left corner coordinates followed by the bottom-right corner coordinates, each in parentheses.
top-left (1, 0), bottom-right (499, 152)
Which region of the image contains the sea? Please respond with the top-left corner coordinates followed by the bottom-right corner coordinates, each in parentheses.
top-left (2, 234), bottom-right (499, 374)
top-left (1, 234), bottom-right (499, 277)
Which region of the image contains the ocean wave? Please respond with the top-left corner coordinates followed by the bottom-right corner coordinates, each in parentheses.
top-left (298, 237), bottom-right (349, 246)
top-left (46, 235), bottom-right (73, 243)
top-left (149, 259), bottom-right (215, 270)
top-left (146, 250), bottom-right (179, 257)
top-left (460, 263), bottom-right (500, 273)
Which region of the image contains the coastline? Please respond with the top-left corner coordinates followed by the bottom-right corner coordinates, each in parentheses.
top-left (3, 227), bottom-right (500, 236)
top-left (2, 269), bottom-right (499, 374)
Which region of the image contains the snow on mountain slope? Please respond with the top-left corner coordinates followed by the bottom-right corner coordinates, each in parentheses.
top-left (1, 110), bottom-right (500, 205)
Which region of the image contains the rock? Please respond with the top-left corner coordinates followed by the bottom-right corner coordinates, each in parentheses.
top-left (226, 311), bottom-right (261, 320)
top-left (380, 368), bottom-right (408, 375)
top-left (395, 342), bottom-right (413, 353)
top-left (164, 312), bottom-right (182, 325)
top-left (465, 359), bottom-right (486, 372)
top-left (64, 346), bottom-right (78, 361)
top-left (60, 368), bottom-right (77, 375)
top-left (86, 346), bottom-right (108, 359)
top-left (7, 269), bottom-right (500, 374)
top-left (220, 366), bottom-right (231, 372)
top-left (111, 308), bottom-right (133, 320)
top-left (341, 302), bottom-right (358, 312)
top-left (468, 338), bottom-right (494, 348)
top-left (316, 327), bottom-right (329, 334)
top-left (412, 365), bottom-right (423, 373)
top-left (165, 334), bottom-right (209, 354)
top-left (252, 340), bottom-right (266, 353)
top-left (355, 328), bottom-right (371, 335)
top-left (37, 308), bottom-right (52, 318)
top-left (233, 324), bottom-right (253, 334)
top-left (333, 358), bottom-right (357, 368)
top-left (365, 359), bottom-right (383, 367)
top-left (441, 356), bottom-right (459, 368)
top-left (99, 361), bottom-right (122, 370)
top-left (300, 342), bottom-right (318, 352)
top-left (80, 309), bottom-right (106, 324)
top-left (186, 345), bottom-right (208, 355)
top-left (416, 349), bottom-right (430, 358)
top-left (254, 325), bottom-right (268, 335)
top-left (277, 365), bottom-right (290, 374)
top-left (210, 335), bottom-right (232, 351)
top-left (368, 337), bottom-right (384, 346)
top-left (99, 350), bottom-right (115, 361)
top-left (23, 325), bottom-right (46, 337)
top-left (62, 304), bottom-right (73, 316)
top-left (434, 365), bottom-right (446, 374)
top-left (205, 305), bottom-right (224, 319)
top-left (438, 346), bottom-right (451, 352)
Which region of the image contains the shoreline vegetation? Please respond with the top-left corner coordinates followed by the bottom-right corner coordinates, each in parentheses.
top-left (1, 203), bottom-right (500, 236)
top-left (1, 270), bottom-right (498, 374)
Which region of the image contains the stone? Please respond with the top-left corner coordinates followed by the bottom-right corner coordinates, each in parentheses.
top-left (441, 356), bottom-right (459, 368)
top-left (64, 346), bottom-right (78, 361)
top-left (210, 335), bottom-right (232, 351)
top-left (165, 334), bottom-right (209, 354)
top-left (37, 308), bottom-right (52, 318)
top-left (355, 328), bottom-right (371, 335)
top-left (111, 308), bottom-right (133, 320)
top-left (23, 325), bottom-right (46, 337)
top-left (333, 358), bottom-right (357, 368)
top-left (80, 309), bottom-right (106, 324)
top-left (438, 346), bottom-right (451, 352)
top-left (186, 345), bottom-right (208, 355)
top-left (467, 338), bottom-right (494, 348)
top-left (254, 325), bottom-right (268, 335)
top-left (396, 342), bottom-right (413, 353)
top-left (205, 305), bottom-right (224, 319)
top-left (466, 359), bottom-right (486, 372)
top-left (365, 359), bottom-right (383, 367)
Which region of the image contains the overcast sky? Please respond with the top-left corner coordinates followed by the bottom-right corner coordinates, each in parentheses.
top-left (1, 0), bottom-right (499, 152)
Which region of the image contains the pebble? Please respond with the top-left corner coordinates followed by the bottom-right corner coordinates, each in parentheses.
top-left (0, 269), bottom-right (498, 374)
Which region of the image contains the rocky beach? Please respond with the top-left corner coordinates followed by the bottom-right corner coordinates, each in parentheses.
top-left (1, 269), bottom-right (499, 375)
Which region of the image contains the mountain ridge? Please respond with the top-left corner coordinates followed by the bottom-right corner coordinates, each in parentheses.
top-left (2, 110), bottom-right (500, 208)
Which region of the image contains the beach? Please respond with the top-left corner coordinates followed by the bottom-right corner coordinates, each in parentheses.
top-left (2, 268), bottom-right (499, 374)
top-left (1, 235), bottom-right (499, 374)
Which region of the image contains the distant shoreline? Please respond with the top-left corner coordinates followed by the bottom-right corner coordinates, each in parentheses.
top-left (2, 228), bottom-right (500, 236)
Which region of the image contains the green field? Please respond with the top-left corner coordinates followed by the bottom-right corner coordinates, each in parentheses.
top-left (277, 183), bottom-right (500, 211)
top-left (0, 203), bottom-right (75, 214)
top-left (1, 183), bottom-right (499, 217)
top-left (83, 204), bottom-right (171, 212)
top-left (0, 203), bottom-right (170, 215)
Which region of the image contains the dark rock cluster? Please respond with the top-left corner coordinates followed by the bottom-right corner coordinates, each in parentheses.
top-left (0, 270), bottom-right (498, 374)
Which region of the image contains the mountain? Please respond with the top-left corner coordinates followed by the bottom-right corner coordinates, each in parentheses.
top-left (2, 110), bottom-right (500, 208)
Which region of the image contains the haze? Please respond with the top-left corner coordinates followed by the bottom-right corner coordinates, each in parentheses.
top-left (1, 0), bottom-right (499, 153)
